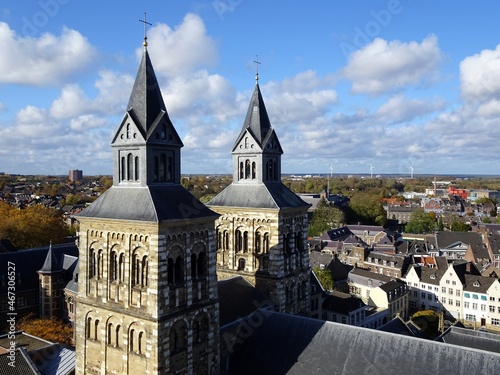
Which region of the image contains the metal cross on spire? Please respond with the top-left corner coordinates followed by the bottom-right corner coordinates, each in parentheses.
top-left (139, 12), bottom-right (152, 47)
top-left (253, 55), bottom-right (261, 83)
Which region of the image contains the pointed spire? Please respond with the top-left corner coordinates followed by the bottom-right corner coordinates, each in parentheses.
top-left (126, 49), bottom-right (167, 133)
top-left (38, 242), bottom-right (61, 274)
top-left (236, 83), bottom-right (273, 148)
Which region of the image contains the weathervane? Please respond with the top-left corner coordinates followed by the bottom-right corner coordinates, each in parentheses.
top-left (139, 12), bottom-right (152, 47)
top-left (253, 55), bottom-right (261, 82)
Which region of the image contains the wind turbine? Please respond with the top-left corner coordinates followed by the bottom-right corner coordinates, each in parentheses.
top-left (369, 163), bottom-right (374, 178)
top-left (410, 163), bottom-right (414, 179)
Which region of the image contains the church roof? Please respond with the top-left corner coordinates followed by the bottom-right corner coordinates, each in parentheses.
top-left (233, 83), bottom-right (273, 150)
top-left (207, 182), bottom-right (310, 210)
top-left (38, 243), bottom-right (61, 274)
top-left (126, 48), bottom-right (167, 134)
top-left (224, 310), bottom-right (500, 375)
top-left (77, 185), bottom-right (218, 222)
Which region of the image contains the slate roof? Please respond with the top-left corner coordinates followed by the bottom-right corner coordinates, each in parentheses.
top-left (207, 182), bottom-right (309, 210)
top-left (420, 267), bottom-right (446, 285)
top-left (348, 267), bottom-right (393, 284)
top-left (0, 239), bottom-right (16, 253)
top-left (436, 326), bottom-right (500, 354)
top-left (0, 348), bottom-right (39, 374)
top-left (233, 83), bottom-right (276, 151)
top-left (322, 291), bottom-right (364, 314)
top-left (38, 244), bottom-right (61, 274)
top-left (77, 185), bottom-right (218, 222)
top-left (0, 244), bottom-right (78, 295)
top-left (469, 242), bottom-right (491, 261)
top-left (29, 344), bottom-right (75, 375)
top-left (217, 276), bottom-right (271, 327)
top-left (435, 231), bottom-right (483, 249)
top-left (378, 316), bottom-right (419, 337)
top-left (463, 274), bottom-right (498, 293)
top-left (223, 310), bottom-right (500, 375)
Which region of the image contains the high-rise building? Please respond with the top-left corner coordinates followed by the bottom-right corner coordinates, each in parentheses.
top-left (69, 169), bottom-right (83, 182)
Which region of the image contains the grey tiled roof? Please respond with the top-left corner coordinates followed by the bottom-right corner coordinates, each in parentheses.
top-left (218, 276), bottom-right (270, 327)
top-left (436, 326), bottom-right (500, 354)
top-left (463, 274), bottom-right (498, 293)
top-left (77, 185), bottom-right (218, 222)
top-left (0, 348), bottom-right (39, 374)
top-left (207, 182), bottom-right (309, 209)
top-left (224, 310), bottom-right (500, 375)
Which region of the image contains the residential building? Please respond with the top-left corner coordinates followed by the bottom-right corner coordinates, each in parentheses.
top-left (369, 280), bottom-right (410, 320)
top-left (404, 265), bottom-right (444, 312)
top-left (462, 274), bottom-right (497, 326)
top-left (322, 290), bottom-right (366, 326)
top-left (347, 267), bottom-right (392, 304)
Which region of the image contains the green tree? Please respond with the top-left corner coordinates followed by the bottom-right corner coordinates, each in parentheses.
top-left (405, 210), bottom-right (436, 234)
top-left (348, 192), bottom-right (387, 226)
top-left (451, 221), bottom-right (472, 232)
top-left (313, 267), bottom-right (334, 291)
top-left (308, 198), bottom-right (345, 236)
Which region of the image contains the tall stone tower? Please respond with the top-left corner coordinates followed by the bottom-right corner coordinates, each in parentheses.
top-left (207, 75), bottom-right (311, 316)
top-left (75, 38), bottom-right (220, 375)
top-left (37, 243), bottom-right (64, 319)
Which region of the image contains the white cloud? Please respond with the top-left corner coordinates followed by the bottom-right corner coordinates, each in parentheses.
top-left (343, 35), bottom-right (443, 95)
top-left (0, 22), bottom-right (97, 86)
top-left (460, 44), bottom-right (500, 117)
top-left (375, 94), bottom-right (444, 124)
top-left (140, 13), bottom-right (217, 79)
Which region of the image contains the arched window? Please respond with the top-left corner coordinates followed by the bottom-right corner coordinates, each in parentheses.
top-left (121, 157), bottom-right (126, 181)
top-left (132, 253), bottom-right (139, 286)
top-left (216, 229), bottom-right (221, 250)
top-left (167, 258), bottom-right (174, 284)
top-left (161, 124), bottom-right (166, 140)
top-left (269, 161), bottom-right (274, 181)
top-left (141, 256), bottom-right (148, 287)
top-left (126, 123), bottom-right (131, 139)
top-left (197, 252), bottom-right (207, 277)
top-left (129, 329), bottom-right (135, 352)
top-left (109, 250), bottom-right (118, 282)
top-left (167, 155), bottom-right (173, 181)
top-left (243, 231), bottom-right (248, 252)
top-left (238, 258), bottom-right (246, 271)
top-left (153, 156), bottom-right (159, 182)
top-left (127, 153), bottom-right (133, 181)
top-left (138, 331), bottom-right (144, 354)
top-left (255, 231), bottom-right (261, 253)
top-left (239, 162), bottom-right (244, 179)
top-left (191, 254), bottom-right (197, 279)
top-left (265, 161), bottom-right (269, 180)
top-left (89, 249), bottom-right (96, 278)
top-left (263, 233), bottom-right (269, 253)
top-left (97, 250), bottom-right (103, 279)
top-left (107, 323), bottom-right (113, 345)
top-left (245, 159), bottom-right (250, 179)
top-left (134, 156), bottom-right (139, 181)
top-left (68, 297), bottom-right (74, 314)
top-left (175, 257), bottom-right (184, 283)
top-left (159, 154), bottom-right (167, 181)
top-left (296, 231), bottom-right (304, 252)
top-left (223, 231), bottom-right (229, 250)
top-left (235, 230), bottom-right (242, 252)
top-left (86, 317), bottom-right (92, 338)
top-left (116, 325), bottom-right (121, 347)
top-left (252, 162), bottom-right (256, 179)
top-left (119, 253), bottom-right (125, 282)
top-left (94, 320), bottom-right (100, 340)
top-left (170, 321), bottom-right (187, 353)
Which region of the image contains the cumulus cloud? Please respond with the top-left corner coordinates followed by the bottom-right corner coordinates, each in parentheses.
top-left (0, 22), bottom-right (97, 86)
top-left (343, 35), bottom-right (443, 95)
top-left (375, 94), bottom-right (445, 124)
top-left (141, 13), bottom-right (217, 78)
top-left (460, 44), bottom-right (500, 114)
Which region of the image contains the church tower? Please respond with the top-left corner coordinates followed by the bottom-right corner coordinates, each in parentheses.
top-left (208, 73), bottom-right (311, 316)
top-left (75, 36), bottom-right (220, 375)
top-left (37, 243), bottom-right (64, 319)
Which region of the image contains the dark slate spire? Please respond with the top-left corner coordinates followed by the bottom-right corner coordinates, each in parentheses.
top-left (38, 242), bottom-right (61, 274)
top-left (126, 48), bottom-right (168, 133)
top-left (235, 83), bottom-right (273, 148)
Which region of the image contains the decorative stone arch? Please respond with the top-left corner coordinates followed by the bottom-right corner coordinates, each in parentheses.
top-left (105, 315), bottom-right (122, 347)
top-left (191, 242), bottom-right (207, 279)
top-left (169, 319), bottom-right (188, 354)
top-left (131, 247), bottom-right (148, 288)
top-left (127, 322), bottom-right (146, 355)
top-left (192, 311), bottom-right (209, 344)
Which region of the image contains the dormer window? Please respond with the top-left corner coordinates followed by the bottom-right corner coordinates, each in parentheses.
top-left (430, 274), bottom-right (436, 280)
top-left (473, 281), bottom-right (480, 287)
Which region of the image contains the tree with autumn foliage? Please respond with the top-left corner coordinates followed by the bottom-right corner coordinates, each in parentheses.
top-left (18, 315), bottom-right (74, 345)
top-left (0, 202), bottom-right (70, 249)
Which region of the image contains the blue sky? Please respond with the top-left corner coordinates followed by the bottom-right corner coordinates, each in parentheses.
top-left (2, 1), bottom-right (500, 176)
